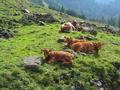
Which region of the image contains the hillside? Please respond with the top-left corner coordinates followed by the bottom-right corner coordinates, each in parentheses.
top-left (0, 0), bottom-right (120, 90)
top-left (0, 0), bottom-right (80, 28)
top-left (32, 0), bottom-right (120, 19)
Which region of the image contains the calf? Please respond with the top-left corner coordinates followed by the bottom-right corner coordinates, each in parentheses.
top-left (43, 48), bottom-right (74, 64)
top-left (70, 42), bottom-right (104, 54)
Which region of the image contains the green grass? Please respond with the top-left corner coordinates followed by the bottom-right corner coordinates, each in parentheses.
top-left (0, 22), bottom-right (120, 90)
top-left (0, 0), bottom-right (120, 90)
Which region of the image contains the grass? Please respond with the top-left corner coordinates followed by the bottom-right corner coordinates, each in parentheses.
top-left (0, 22), bottom-right (120, 90)
top-left (0, 0), bottom-right (120, 90)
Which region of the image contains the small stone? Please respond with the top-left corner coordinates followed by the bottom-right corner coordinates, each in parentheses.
top-left (38, 21), bottom-right (45, 26)
top-left (23, 56), bottom-right (42, 69)
top-left (97, 81), bottom-right (102, 87)
top-left (111, 42), bottom-right (120, 46)
top-left (78, 35), bottom-right (97, 40)
top-left (0, 27), bottom-right (14, 39)
top-left (90, 30), bottom-right (98, 36)
top-left (57, 36), bottom-right (65, 42)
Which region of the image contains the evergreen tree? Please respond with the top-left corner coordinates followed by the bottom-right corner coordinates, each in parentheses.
top-left (60, 5), bottom-right (65, 13)
top-left (79, 14), bottom-right (86, 20)
top-left (107, 17), bottom-right (116, 26)
top-left (118, 16), bottom-right (120, 28)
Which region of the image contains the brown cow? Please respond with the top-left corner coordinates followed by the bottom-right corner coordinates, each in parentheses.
top-left (65, 37), bottom-right (86, 47)
top-left (70, 42), bottom-right (104, 54)
top-left (43, 48), bottom-right (74, 64)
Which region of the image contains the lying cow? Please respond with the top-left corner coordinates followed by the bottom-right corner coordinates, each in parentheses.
top-left (60, 22), bottom-right (76, 32)
top-left (70, 42), bottom-right (104, 54)
top-left (43, 48), bottom-right (74, 64)
top-left (65, 37), bottom-right (86, 47)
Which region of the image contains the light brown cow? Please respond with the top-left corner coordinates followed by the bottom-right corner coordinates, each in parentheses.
top-left (65, 37), bottom-right (86, 47)
top-left (70, 42), bottom-right (104, 54)
top-left (43, 48), bottom-right (74, 64)
top-left (60, 22), bottom-right (76, 32)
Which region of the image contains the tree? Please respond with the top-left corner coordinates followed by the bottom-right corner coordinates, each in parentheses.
top-left (107, 17), bottom-right (116, 26)
top-left (79, 14), bottom-right (86, 20)
top-left (66, 9), bottom-right (79, 17)
top-left (118, 16), bottom-right (120, 28)
top-left (60, 5), bottom-right (65, 13)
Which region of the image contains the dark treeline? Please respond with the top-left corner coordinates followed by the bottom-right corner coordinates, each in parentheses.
top-left (49, 4), bottom-right (120, 28)
top-left (90, 16), bottom-right (120, 28)
top-left (48, 5), bottom-right (86, 20)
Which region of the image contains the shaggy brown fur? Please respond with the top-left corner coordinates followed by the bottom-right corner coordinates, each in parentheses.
top-left (43, 48), bottom-right (74, 64)
top-left (70, 42), bottom-right (104, 54)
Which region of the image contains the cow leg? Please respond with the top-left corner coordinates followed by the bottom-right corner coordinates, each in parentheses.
top-left (64, 59), bottom-right (73, 64)
top-left (48, 57), bottom-right (55, 63)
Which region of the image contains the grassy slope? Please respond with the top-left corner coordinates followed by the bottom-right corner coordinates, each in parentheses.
top-left (0, 0), bottom-right (80, 24)
top-left (0, 23), bottom-right (120, 90)
top-left (0, 0), bottom-right (120, 90)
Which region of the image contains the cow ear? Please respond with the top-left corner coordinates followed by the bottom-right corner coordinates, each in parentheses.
top-left (65, 37), bottom-right (69, 41)
top-left (43, 48), bottom-right (49, 52)
top-left (42, 48), bottom-right (45, 52)
top-left (70, 37), bottom-right (72, 40)
top-left (102, 42), bottom-right (105, 45)
top-left (64, 36), bottom-right (67, 40)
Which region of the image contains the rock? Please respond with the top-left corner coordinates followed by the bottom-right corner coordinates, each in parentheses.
top-left (57, 36), bottom-right (65, 43)
top-left (90, 80), bottom-right (103, 87)
top-left (77, 35), bottom-right (97, 41)
top-left (38, 21), bottom-right (45, 26)
top-left (44, 13), bottom-right (57, 23)
top-left (82, 26), bottom-right (91, 32)
top-left (71, 84), bottom-right (85, 90)
top-left (0, 27), bottom-right (14, 39)
top-left (90, 30), bottom-right (98, 36)
top-left (111, 42), bottom-right (120, 46)
top-left (23, 56), bottom-right (42, 69)
top-left (22, 13), bottom-right (57, 25)
top-left (21, 8), bottom-right (30, 13)
top-left (113, 62), bottom-right (120, 70)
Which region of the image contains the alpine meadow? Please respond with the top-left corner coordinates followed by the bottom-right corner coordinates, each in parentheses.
top-left (0, 0), bottom-right (120, 90)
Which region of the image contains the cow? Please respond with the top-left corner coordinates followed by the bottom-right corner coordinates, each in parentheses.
top-left (43, 48), bottom-right (74, 64)
top-left (70, 42), bottom-right (104, 54)
top-left (65, 37), bottom-right (86, 47)
top-left (60, 22), bottom-right (76, 32)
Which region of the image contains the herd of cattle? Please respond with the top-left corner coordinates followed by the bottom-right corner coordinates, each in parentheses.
top-left (43, 21), bottom-right (105, 64)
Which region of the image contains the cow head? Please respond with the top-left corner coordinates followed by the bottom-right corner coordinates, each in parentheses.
top-left (65, 37), bottom-right (73, 46)
top-left (43, 48), bottom-right (50, 58)
top-left (71, 20), bottom-right (77, 27)
top-left (94, 42), bottom-right (104, 53)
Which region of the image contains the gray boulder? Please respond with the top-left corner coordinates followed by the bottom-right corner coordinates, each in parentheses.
top-left (0, 27), bottom-right (14, 39)
top-left (22, 13), bottom-right (57, 25)
top-left (57, 36), bottom-right (65, 43)
top-left (23, 56), bottom-right (42, 69)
